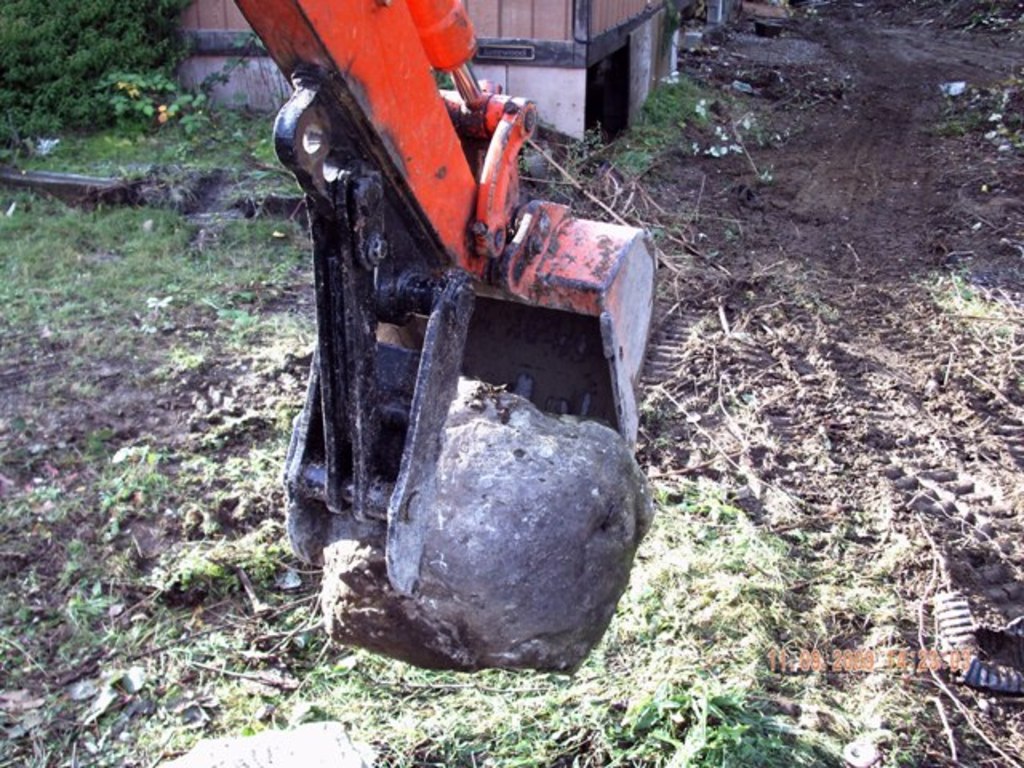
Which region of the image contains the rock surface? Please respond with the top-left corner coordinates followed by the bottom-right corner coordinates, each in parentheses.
top-left (163, 722), bottom-right (372, 768)
top-left (319, 382), bottom-right (653, 671)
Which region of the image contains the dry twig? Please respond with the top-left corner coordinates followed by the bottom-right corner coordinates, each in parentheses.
top-left (189, 660), bottom-right (300, 691)
top-left (526, 139), bottom-right (631, 228)
top-left (527, 139), bottom-right (695, 276)
top-left (235, 566), bottom-right (270, 615)
top-left (962, 369), bottom-right (1024, 420)
top-left (930, 696), bottom-right (958, 764)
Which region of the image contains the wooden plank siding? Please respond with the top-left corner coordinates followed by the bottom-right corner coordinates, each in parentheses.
top-left (182, 0), bottom-right (573, 41)
top-left (467, 0), bottom-right (659, 40)
top-left (181, 0), bottom-right (249, 31)
top-left (182, 1), bottom-right (658, 44)
top-left (590, 0), bottom-right (658, 37)
top-left (464, 0), bottom-right (502, 37)
top-left (463, 0), bottom-right (571, 40)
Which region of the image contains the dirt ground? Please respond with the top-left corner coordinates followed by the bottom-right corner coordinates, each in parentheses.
top-left (638, 0), bottom-right (1024, 757)
top-left (2, 0), bottom-right (1023, 764)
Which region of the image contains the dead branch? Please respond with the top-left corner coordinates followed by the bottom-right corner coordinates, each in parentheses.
top-left (930, 696), bottom-right (958, 764)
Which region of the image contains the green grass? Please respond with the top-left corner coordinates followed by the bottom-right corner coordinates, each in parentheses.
top-left (0, 172), bottom-right (316, 766)
top-left (0, 116), bottom-right (951, 767)
top-left (80, 482), bottom-right (848, 768)
top-left (97, 478), bottom-right (925, 767)
top-left (930, 270), bottom-right (1018, 332)
top-left (263, 484), bottom-right (839, 767)
top-left (11, 471), bottom-right (916, 766)
top-left (12, 111), bottom-right (281, 177)
top-left (3, 112), bottom-right (296, 214)
top-left (933, 75), bottom-right (1024, 153)
top-left (613, 78), bottom-right (711, 176)
top-left (0, 194), bottom-right (307, 346)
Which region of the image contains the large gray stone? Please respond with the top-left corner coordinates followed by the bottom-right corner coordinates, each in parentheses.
top-left (319, 381), bottom-right (653, 672)
top-left (162, 722), bottom-right (372, 768)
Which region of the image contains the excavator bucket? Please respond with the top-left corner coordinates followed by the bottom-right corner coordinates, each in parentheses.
top-left (233, 0), bottom-right (657, 671)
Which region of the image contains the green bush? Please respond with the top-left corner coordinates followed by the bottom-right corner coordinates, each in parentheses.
top-left (0, 0), bottom-right (191, 139)
top-left (99, 70), bottom-right (211, 134)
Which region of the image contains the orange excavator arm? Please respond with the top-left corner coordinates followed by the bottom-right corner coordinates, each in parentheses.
top-left (234, 0), bottom-right (529, 266)
top-left (233, 0), bottom-right (658, 672)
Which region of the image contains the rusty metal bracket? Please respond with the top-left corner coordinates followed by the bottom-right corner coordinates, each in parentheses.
top-left (277, 82), bottom-right (384, 523)
top-left (472, 98), bottom-right (536, 260)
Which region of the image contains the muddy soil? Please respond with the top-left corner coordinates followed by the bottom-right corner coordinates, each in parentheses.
top-left (2, 0), bottom-right (1021, 762)
top-left (640, 0), bottom-right (1024, 756)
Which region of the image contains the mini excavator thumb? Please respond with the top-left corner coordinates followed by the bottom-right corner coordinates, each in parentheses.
top-left (233, 0), bottom-right (657, 672)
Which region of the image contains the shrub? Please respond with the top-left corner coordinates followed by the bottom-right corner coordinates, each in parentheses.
top-left (0, 0), bottom-right (191, 139)
top-left (99, 70), bottom-right (210, 135)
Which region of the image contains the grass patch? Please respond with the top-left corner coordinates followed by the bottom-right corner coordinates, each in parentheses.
top-left (0, 194), bottom-right (307, 349)
top-left (930, 270), bottom-right (1019, 332)
top-left (0, 117), bottom-right (950, 766)
top-left (12, 111), bottom-right (282, 177)
top-left (119, 482), bottom-right (843, 767)
top-left (934, 75), bottom-right (1024, 153)
top-left (0, 172), bottom-right (316, 765)
top-left (6, 409), bottom-right (901, 768)
top-left (613, 77), bottom-right (711, 176)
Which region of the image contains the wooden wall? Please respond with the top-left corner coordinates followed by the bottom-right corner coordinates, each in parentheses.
top-left (460, 1), bottom-right (660, 40)
top-left (590, 0), bottom-right (658, 37)
top-left (463, 0), bottom-right (572, 40)
top-left (182, 1), bottom-right (660, 42)
top-left (180, 0), bottom-right (249, 31)
top-left (181, 0), bottom-right (573, 39)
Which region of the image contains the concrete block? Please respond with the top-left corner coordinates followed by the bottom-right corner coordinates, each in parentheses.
top-left (178, 56), bottom-right (290, 112)
top-left (164, 722), bottom-right (372, 768)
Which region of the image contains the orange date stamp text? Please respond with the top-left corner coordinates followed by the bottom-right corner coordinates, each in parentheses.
top-left (766, 646), bottom-right (972, 676)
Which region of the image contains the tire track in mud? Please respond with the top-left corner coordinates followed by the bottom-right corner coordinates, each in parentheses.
top-left (646, 7), bottom-right (1024, 699)
top-left (645, 282), bottom-right (1024, 629)
top-left (645, 4), bottom-right (1024, 720)
top-left (790, 9), bottom-right (1021, 633)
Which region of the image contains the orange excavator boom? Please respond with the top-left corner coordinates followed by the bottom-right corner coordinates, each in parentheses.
top-left (233, 0), bottom-right (658, 671)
